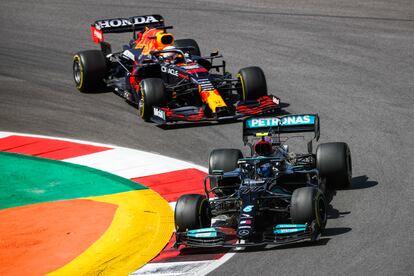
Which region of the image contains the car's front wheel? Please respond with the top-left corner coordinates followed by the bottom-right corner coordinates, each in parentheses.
top-left (175, 194), bottom-right (211, 232)
top-left (290, 187), bottom-right (327, 229)
top-left (139, 78), bottom-right (167, 122)
top-left (237, 66), bottom-right (268, 100)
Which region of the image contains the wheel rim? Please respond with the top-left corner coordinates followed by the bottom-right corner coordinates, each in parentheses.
top-left (73, 57), bottom-right (82, 88)
top-left (236, 73), bottom-right (246, 101)
top-left (138, 84), bottom-right (145, 118)
top-left (346, 147), bottom-right (352, 185)
top-left (316, 195), bottom-right (327, 227)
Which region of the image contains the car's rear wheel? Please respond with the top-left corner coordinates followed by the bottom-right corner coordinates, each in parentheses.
top-left (139, 78), bottom-right (166, 122)
top-left (316, 142), bottom-right (352, 189)
top-left (237, 66), bottom-right (267, 100)
top-left (175, 194), bottom-right (211, 232)
top-left (290, 187), bottom-right (327, 229)
top-left (209, 149), bottom-right (243, 196)
top-left (73, 50), bottom-right (107, 93)
top-left (174, 39), bottom-right (201, 56)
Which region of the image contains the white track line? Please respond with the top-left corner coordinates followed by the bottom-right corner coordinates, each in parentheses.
top-left (0, 132), bottom-right (11, 139)
top-left (65, 147), bottom-right (207, 178)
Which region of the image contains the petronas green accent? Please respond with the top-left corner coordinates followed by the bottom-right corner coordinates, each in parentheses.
top-left (0, 152), bottom-right (147, 209)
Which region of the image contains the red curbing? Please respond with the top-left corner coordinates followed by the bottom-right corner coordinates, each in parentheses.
top-left (0, 135), bottom-right (110, 160)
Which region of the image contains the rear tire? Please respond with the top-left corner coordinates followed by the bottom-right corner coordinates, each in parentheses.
top-left (208, 149), bottom-right (243, 195)
top-left (237, 66), bottom-right (267, 100)
top-left (316, 142), bottom-right (352, 189)
top-left (290, 187), bottom-right (327, 229)
top-left (174, 39), bottom-right (201, 56)
top-left (175, 194), bottom-right (211, 232)
top-left (73, 50), bottom-right (107, 93)
top-left (139, 78), bottom-right (166, 122)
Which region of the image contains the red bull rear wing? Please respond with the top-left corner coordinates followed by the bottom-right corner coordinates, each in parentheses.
top-left (91, 14), bottom-right (165, 43)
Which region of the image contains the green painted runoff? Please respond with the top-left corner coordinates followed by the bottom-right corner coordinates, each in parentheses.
top-left (0, 152), bottom-right (147, 209)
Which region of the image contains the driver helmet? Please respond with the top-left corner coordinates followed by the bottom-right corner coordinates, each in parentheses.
top-left (254, 136), bottom-right (274, 156)
top-left (161, 46), bottom-right (184, 64)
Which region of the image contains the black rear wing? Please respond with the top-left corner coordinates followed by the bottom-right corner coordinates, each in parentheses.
top-left (90, 15), bottom-right (165, 44)
top-left (93, 14), bottom-right (164, 33)
top-left (243, 114), bottom-right (320, 141)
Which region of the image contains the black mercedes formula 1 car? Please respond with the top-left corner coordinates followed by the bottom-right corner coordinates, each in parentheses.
top-left (73, 14), bottom-right (280, 124)
top-left (174, 114), bottom-right (352, 248)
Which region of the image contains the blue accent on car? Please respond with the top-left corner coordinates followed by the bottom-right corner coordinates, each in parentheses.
top-left (274, 224), bottom-right (308, 234)
top-left (243, 205), bottom-right (254, 212)
top-left (187, 228), bottom-right (218, 238)
top-left (274, 228), bottom-right (307, 234)
top-left (246, 115), bottom-right (316, 129)
top-left (275, 224), bottom-right (308, 229)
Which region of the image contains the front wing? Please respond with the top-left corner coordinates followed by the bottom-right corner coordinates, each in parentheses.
top-left (174, 223), bottom-right (320, 249)
top-left (150, 95), bottom-right (280, 124)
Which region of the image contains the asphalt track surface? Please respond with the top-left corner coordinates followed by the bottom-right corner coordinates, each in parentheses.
top-left (0, 1), bottom-right (413, 275)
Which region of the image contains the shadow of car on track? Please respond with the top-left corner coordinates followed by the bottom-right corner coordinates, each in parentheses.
top-left (176, 246), bottom-right (232, 260)
top-left (239, 238), bottom-right (331, 253)
top-left (327, 204), bottom-right (351, 220)
top-left (322, 227), bottom-right (352, 237)
top-left (348, 175), bottom-right (378, 190)
top-left (158, 120), bottom-right (237, 130)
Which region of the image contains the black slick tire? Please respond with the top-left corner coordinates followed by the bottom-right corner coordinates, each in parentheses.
top-left (316, 142), bottom-right (352, 189)
top-left (290, 187), bottom-right (327, 229)
top-left (208, 149), bottom-right (243, 195)
top-left (174, 39), bottom-right (201, 56)
top-left (139, 78), bottom-right (166, 122)
top-left (175, 194), bottom-right (211, 232)
top-left (73, 50), bottom-right (107, 93)
top-left (237, 66), bottom-right (267, 100)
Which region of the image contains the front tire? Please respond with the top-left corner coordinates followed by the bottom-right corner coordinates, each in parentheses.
top-left (73, 50), bottom-right (107, 93)
top-left (175, 194), bottom-right (211, 232)
top-left (237, 66), bottom-right (267, 100)
top-left (290, 187), bottom-right (327, 229)
top-left (316, 142), bottom-right (352, 189)
top-left (139, 78), bottom-right (166, 122)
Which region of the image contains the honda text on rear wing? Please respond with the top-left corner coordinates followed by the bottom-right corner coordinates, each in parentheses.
top-left (90, 14), bottom-right (165, 44)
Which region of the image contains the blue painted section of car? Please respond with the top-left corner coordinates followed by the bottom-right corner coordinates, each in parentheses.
top-left (275, 224), bottom-right (308, 229)
top-left (274, 224), bottom-right (308, 234)
top-left (245, 115), bottom-right (316, 129)
top-left (187, 228), bottom-right (218, 238)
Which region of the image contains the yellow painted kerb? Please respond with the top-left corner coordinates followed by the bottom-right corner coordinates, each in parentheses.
top-left (48, 189), bottom-right (174, 276)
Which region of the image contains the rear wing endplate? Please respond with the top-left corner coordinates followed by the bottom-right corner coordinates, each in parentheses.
top-left (243, 114), bottom-right (320, 141)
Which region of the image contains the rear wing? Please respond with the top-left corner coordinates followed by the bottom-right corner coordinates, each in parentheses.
top-left (243, 114), bottom-right (320, 141)
top-left (91, 14), bottom-right (165, 43)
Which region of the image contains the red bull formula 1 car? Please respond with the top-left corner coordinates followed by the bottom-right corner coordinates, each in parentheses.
top-left (73, 14), bottom-right (280, 124)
